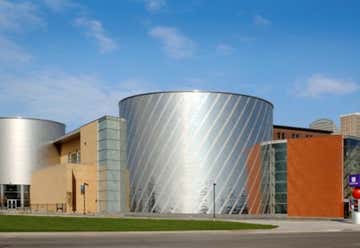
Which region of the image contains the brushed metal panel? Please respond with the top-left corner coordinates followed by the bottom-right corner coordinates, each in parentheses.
top-left (0, 118), bottom-right (65, 185)
top-left (119, 91), bottom-right (273, 214)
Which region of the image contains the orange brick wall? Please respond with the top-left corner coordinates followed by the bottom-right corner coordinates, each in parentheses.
top-left (287, 135), bottom-right (343, 217)
top-left (246, 144), bottom-right (262, 214)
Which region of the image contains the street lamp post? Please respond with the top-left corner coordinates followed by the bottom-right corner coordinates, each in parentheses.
top-left (82, 183), bottom-right (88, 215)
top-left (213, 183), bottom-right (216, 219)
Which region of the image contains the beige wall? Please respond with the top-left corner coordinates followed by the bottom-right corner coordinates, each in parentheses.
top-left (31, 165), bottom-right (70, 205)
top-left (59, 137), bottom-right (80, 164)
top-left (80, 121), bottom-right (98, 165)
top-left (31, 120), bottom-right (99, 213)
top-left (341, 114), bottom-right (360, 137)
top-left (31, 164), bottom-right (97, 214)
top-left (40, 143), bottom-right (61, 167)
top-left (52, 120), bottom-right (97, 166)
top-left (72, 164), bottom-right (98, 213)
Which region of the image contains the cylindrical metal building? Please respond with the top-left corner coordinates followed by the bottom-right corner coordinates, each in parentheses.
top-left (309, 118), bottom-right (337, 132)
top-left (119, 91), bottom-right (273, 215)
top-left (0, 117), bottom-right (65, 208)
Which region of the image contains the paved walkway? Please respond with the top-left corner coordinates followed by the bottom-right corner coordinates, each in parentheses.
top-left (238, 218), bottom-right (360, 233)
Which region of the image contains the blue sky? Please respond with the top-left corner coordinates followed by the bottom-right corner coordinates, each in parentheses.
top-left (0, 0), bottom-right (359, 131)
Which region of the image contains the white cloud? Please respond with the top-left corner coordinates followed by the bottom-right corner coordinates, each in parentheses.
top-left (297, 74), bottom-right (359, 97)
top-left (74, 17), bottom-right (118, 54)
top-left (0, 0), bottom-right (44, 32)
top-left (144, 0), bottom-right (166, 12)
top-left (42, 2), bottom-right (116, 54)
top-left (0, 71), bottom-right (155, 129)
top-left (149, 26), bottom-right (195, 59)
top-left (254, 14), bottom-right (271, 26)
top-left (0, 36), bottom-right (31, 63)
top-left (0, 0), bottom-right (45, 64)
top-left (216, 43), bottom-right (235, 56)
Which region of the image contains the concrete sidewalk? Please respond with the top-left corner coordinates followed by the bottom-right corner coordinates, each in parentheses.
top-left (238, 219), bottom-right (360, 233)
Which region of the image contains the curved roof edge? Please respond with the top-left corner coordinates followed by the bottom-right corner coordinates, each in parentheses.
top-left (0, 116), bottom-right (65, 127)
top-left (118, 90), bottom-right (273, 108)
top-left (310, 118), bottom-right (335, 123)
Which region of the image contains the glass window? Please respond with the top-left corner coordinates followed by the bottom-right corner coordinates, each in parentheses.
top-left (275, 183), bottom-right (287, 193)
top-left (275, 204), bottom-right (287, 214)
top-left (4, 185), bottom-right (20, 192)
top-left (99, 150), bottom-right (120, 161)
top-left (99, 119), bottom-right (120, 130)
top-left (68, 151), bottom-right (80, 164)
top-left (261, 142), bottom-right (288, 215)
top-left (23, 185), bottom-right (30, 193)
top-left (275, 151), bottom-right (286, 161)
top-left (275, 172), bottom-right (287, 181)
top-left (344, 138), bottom-right (360, 198)
top-left (2, 184), bottom-right (30, 208)
top-left (275, 193), bottom-right (287, 203)
top-left (281, 133), bottom-right (285, 139)
top-left (99, 139), bottom-right (121, 150)
top-left (99, 129), bottom-right (120, 141)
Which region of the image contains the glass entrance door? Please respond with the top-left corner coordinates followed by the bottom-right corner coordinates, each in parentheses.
top-left (7, 199), bottom-right (17, 209)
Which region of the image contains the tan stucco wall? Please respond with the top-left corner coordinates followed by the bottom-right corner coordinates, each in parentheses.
top-left (40, 143), bottom-right (61, 167)
top-left (122, 168), bottom-right (131, 211)
top-left (49, 120), bottom-right (97, 166)
top-left (31, 165), bottom-right (69, 205)
top-left (72, 164), bottom-right (98, 214)
top-left (31, 164), bottom-right (97, 214)
top-left (31, 120), bottom-right (99, 213)
top-left (59, 138), bottom-right (80, 164)
top-left (80, 121), bottom-right (98, 165)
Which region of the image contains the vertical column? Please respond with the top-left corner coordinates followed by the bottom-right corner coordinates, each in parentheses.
top-left (119, 118), bottom-right (129, 213)
top-left (98, 116), bottom-right (122, 213)
top-left (20, 185), bottom-right (24, 208)
top-left (0, 184), bottom-right (3, 208)
top-left (269, 146), bottom-right (276, 214)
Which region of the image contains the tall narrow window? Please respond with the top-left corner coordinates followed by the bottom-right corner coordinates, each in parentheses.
top-left (68, 150), bottom-right (81, 164)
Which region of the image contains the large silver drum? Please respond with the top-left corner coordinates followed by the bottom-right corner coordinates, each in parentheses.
top-left (119, 91), bottom-right (273, 214)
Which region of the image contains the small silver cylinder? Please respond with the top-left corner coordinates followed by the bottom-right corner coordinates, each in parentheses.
top-left (0, 117), bottom-right (65, 185)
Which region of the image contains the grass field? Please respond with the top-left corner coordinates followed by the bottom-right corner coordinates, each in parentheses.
top-left (0, 215), bottom-right (276, 232)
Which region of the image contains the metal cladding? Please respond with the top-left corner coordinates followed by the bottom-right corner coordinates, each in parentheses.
top-left (309, 118), bottom-right (337, 132)
top-left (0, 117), bottom-right (65, 185)
top-left (119, 91), bottom-right (273, 214)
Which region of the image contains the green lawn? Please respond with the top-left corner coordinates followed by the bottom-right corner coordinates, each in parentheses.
top-left (0, 215), bottom-right (276, 232)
